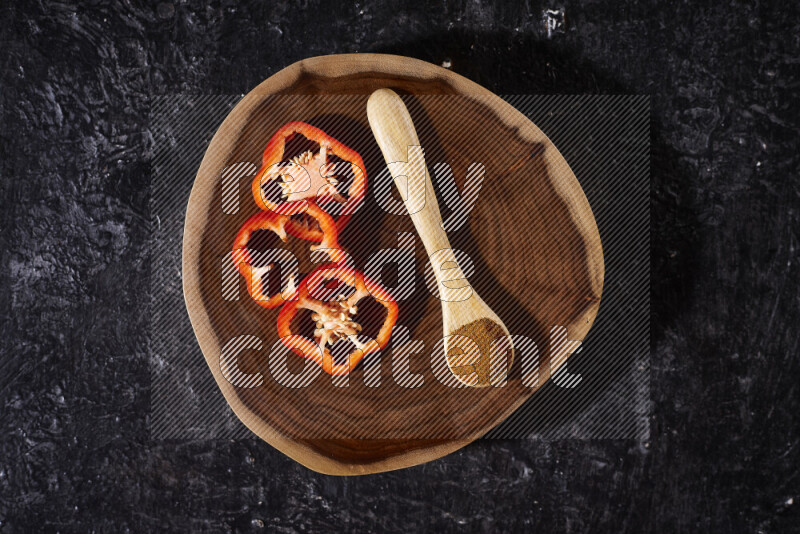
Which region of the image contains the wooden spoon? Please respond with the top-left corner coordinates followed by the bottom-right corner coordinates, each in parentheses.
top-left (367, 88), bottom-right (514, 387)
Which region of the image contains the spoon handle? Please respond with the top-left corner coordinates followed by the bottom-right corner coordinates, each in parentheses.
top-left (367, 89), bottom-right (450, 254)
top-left (367, 89), bottom-right (471, 301)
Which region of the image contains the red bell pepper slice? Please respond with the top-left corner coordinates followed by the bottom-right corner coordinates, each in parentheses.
top-left (276, 264), bottom-right (399, 376)
top-left (251, 121), bottom-right (367, 242)
top-left (232, 208), bottom-right (348, 309)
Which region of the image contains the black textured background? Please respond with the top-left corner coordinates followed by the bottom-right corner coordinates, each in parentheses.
top-left (1, 1), bottom-right (798, 532)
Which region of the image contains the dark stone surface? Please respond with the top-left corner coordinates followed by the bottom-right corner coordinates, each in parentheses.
top-left (0, 0), bottom-right (798, 532)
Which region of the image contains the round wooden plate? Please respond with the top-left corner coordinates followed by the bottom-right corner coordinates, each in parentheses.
top-left (183, 54), bottom-right (604, 475)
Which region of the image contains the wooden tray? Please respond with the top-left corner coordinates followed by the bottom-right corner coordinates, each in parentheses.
top-left (183, 54), bottom-right (604, 475)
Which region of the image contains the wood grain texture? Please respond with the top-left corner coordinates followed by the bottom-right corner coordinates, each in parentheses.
top-left (182, 53), bottom-right (604, 475)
